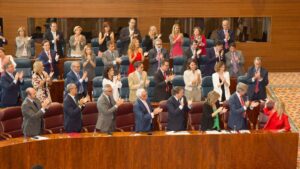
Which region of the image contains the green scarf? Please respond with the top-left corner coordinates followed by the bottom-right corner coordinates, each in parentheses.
top-left (212, 108), bottom-right (220, 130)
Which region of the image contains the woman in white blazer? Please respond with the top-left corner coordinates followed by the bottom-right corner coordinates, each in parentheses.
top-left (183, 59), bottom-right (202, 101)
top-left (212, 62), bottom-right (230, 103)
top-left (102, 65), bottom-right (122, 101)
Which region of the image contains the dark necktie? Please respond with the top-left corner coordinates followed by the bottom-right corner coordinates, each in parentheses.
top-left (33, 101), bottom-right (38, 109)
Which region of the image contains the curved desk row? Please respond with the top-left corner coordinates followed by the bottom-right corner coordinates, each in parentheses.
top-left (0, 131), bottom-right (298, 169)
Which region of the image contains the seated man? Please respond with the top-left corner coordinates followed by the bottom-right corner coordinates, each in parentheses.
top-left (102, 41), bottom-right (121, 70)
top-left (96, 84), bottom-right (124, 133)
top-left (21, 88), bottom-right (50, 137)
top-left (133, 88), bottom-right (162, 132)
top-left (63, 83), bottom-right (90, 133)
top-left (0, 62), bottom-right (24, 107)
top-left (167, 87), bottom-right (192, 131)
top-left (246, 57), bottom-right (269, 101)
top-left (65, 61), bottom-right (88, 99)
top-left (228, 82), bottom-right (259, 130)
top-left (148, 39), bottom-right (169, 76)
top-left (153, 60), bottom-right (174, 102)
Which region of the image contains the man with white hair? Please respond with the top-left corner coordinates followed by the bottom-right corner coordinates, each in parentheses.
top-left (217, 19), bottom-right (235, 52)
top-left (133, 88), bottom-right (162, 132)
top-left (228, 82), bottom-right (259, 130)
top-left (21, 87), bottom-right (50, 136)
top-left (65, 61), bottom-right (88, 99)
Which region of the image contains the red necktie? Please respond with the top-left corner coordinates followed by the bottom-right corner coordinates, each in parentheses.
top-left (254, 69), bottom-right (260, 93)
top-left (240, 96), bottom-right (246, 117)
top-left (164, 72), bottom-right (169, 92)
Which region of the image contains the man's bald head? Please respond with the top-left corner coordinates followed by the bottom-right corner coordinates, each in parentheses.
top-left (26, 87), bottom-right (36, 99)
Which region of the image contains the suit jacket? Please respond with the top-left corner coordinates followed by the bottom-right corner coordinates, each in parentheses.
top-left (128, 71), bottom-right (149, 102)
top-left (153, 70), bottom-right (172, 102)
top-left (228, 92), bottom-right (248, 130)
top-left (225, 50), bottom-right (245, 77)
top-left (167, 96), bottom-right (190, 131)
top-left (246, 66), bottom-right (269, 100)
top-left (0, 72), bottom-right (23, 107)
top-left (96, 94), bottom-right (118, 132)
top-left (21, 97), bottom-right (44, 136)
top-left (133, 99), bottom-right (154, 132)
top-left (148, 48), bottom-right (169, 76)
top-left (63, 94), bottom-right (83, 133)
top-left (37, 50), bottom-right (59, 77)
top-left (102, 49), bottom-right (120, 66)
top-left (203, 47), bottom-right (225, 77)
top-left (65, 70), bottom-right (88, 96)
top-left (119, 27), bottom-right (142, 55)
top-left (217, 29), bottom-right (235, 48)
top-left (43, 30), bottom-right (65, 57)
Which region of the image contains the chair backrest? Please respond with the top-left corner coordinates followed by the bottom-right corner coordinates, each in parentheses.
top-left (43, 102), bottom-right (64, 133)
top-left (201, 76), bottom-right (213, 98)
top-left (120, 56), bottom-right (129, 77)
top-left (92, 77), bottom-right (103, 101)
top-left (182, 37), bottom-right (191, 47)
top-left (157, 100), bottom-right (168, 130)
top-left (0, 106), bottom-right (23, 138)
top-left (120, 77), bottom-right (129, 99)
top-left (206, 39), bottom-right (215, 48)
top-left (82, 102), bottom-right (98, 132)
top-left (91, 38), bottom-right (99, 56)
top-left (237, 75), bottom-right (248, 84)
top-left (115, 102), bottom-right (134, 131)
top-left (172, 75), bottom-right (185, 88)
top-left (95, 57), bottom-right (104, 77)
top-left (20, 78), bottom-right (33, 100)
top-left (147, 76), bottom-right (156, 102)
top-left (172, 57), bottom-right (186, 75)
top-left (14, 58), bottom-right (32, 78)
top-left (188, 102), bottom-right (204, 130)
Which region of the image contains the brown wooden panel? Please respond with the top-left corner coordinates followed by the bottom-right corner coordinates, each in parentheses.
top-left (0, 132), bottom-right (298, 169)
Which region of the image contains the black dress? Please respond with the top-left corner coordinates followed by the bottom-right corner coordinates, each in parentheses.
top-left (99, 33), bottom-right (111, 52)
top-left (142, 35), bottom-right (157, 52)
top-left (219, 78), bottom-right (226, 102)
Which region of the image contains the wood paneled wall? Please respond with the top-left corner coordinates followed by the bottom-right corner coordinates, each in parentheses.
top-left (1, 0), bottom-right (300, 71)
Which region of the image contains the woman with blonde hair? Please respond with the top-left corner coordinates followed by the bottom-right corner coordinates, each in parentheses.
top-left (200, 90), bottom-right (227, 131)
top-left (32, 61), bottom-right (53, 102)
top-left (127, 38), bottom-right (144, 75)
top-left (263, 99), bottom-right (291, 132)
top-left (15, 26), bottom-right (32, 58)
top-left (82, 45), bottom-right (96, 81)
top-left (69, 26), bottom-right (86, 57)
top-left (169, 24), bottom-right (183, 58)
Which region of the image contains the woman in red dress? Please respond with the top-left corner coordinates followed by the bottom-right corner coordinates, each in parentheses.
top-left (127, 38), bottom-right (144, 75)
top-left (263, 100), bottom-right (291, 132)
top-left (190, 27), bottom-right (207, 55)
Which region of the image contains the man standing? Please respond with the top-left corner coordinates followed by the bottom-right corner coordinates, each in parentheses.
top-left (21, 88), bottom-right (50, 137)
top-left (96, 84), bottom-right (124, 133)
top-left (43, 21), bottom-right (65, 57)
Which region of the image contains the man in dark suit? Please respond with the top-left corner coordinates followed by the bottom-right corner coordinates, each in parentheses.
top-left (37, 40), bottom-right (59, 78)
top-left (228, 82), bottom-right (259, 130)
top-left (65, 61), bottom-right (88, 100)
top-left (217, 19), bottom-right (235, 52)
top-left (148, 38), bottom-right (169, 76)
top-left (0, 62), bottom-right (24, 107)
top-left (167, 87), bottom-right (192, 131)
top-left (43, 21), bottom-right (65, 57)
top-left (153, 60), bottom-right (174, 102)
top-left (119, 18), bottom-right (142, 55)
top-left (133, 88), bottom-right (162, 132)
top-left (183, 40), bottom-right (202, 72)
top-left (96, 84), bottom-right (124, 133)
top-left (246, 57), bottom-right (269, 101)
top-left (63, 83), bottom-right (90, 133)
top-left (203, 41), bottom-right (225, 77)
top-left (21, 88), bottom-right (50, 137)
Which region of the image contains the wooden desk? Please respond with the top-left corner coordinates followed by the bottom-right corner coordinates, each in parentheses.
top-left (0, 131), bottom-right (298, 169)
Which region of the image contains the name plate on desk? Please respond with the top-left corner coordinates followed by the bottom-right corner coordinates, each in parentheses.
top-left (166, 131), bottom-right (190, 135)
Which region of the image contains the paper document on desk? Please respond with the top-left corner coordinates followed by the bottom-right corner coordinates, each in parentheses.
top-left (31, 136), bottom-right (49, 140)
top-left (205, 130), bottom-right (231, 134)
top-left (239, 130), bottom-right (251, 134)
top-left (165, 131), bottom-right (190, 135)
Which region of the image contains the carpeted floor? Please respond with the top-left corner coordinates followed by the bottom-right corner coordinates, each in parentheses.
top-left (267, 72), bottom-right (300, 169)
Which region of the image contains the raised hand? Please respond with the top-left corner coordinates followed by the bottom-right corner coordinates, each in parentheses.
top-left (153, 107), bottom-right (163, 115)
